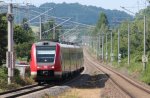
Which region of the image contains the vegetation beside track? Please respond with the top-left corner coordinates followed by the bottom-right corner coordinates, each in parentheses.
top-left (0, 14), bottom-right (35, 89)
top-left (0, 66), bottom-right (34, 92)
top-left (88, 46), bottom-right (150, 85)
top-left (87, 1), bottom-right (150, 85)
top-left (0, 11), bottom-right (61, 88)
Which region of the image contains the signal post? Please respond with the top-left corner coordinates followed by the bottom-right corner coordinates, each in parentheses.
top-left (7, 3), bottom-right (14, 84)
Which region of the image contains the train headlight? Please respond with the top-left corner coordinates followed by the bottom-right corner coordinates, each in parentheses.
top-left (51, 66), bottom-right (54, 69)
top-left (37, 66), bottom-right (40, 69)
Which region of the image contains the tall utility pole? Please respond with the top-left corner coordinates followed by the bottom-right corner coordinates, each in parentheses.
top-left (53, 23), bottom-right (56, 40)
top-left (102, 32), bottom-right (104, 61)
top-left (96, 36), bottom-right (99, 58)
top-left (94, 37), bottom-right (96, 53)
top-left (110, 31), bottom-right (113, 64)
top-left (98, 34), bottom-right (100, 59)
top-left (7, 3), bottom-right (14, 84)
top-left (128, 22), bottom-right (130, 65)
top-left (105, 33), bottom-right (108, 61)
top-left (143, 15), bottom-right (147, 71)
top-left (95, 37), bottom-right (97, 53)
top-left (91, 36), bottom-right (93, 48)
top-left (120, 6), bottom-right (132, 65)
top-left (142, 0), bottom-right (150, 71)
top-left (99, 34), bottom-right (101, 58)
top-left (39, 16), bottom-right (42, 40)
top-left (118, 29), bottom-right (121, 64)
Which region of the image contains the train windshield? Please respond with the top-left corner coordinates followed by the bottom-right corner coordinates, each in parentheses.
top-left (36, 46), bottom-right (56, 63)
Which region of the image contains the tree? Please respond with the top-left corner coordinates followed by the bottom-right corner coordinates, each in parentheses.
top-left (93, 12), bottom-right (109, 35)
top-left (0, 13), bottom-right (7, 65)
top-left (97, 12), bottom-right (109, 28)
top-left (15, 42), bottom-right (32, 60)
top-left (22, 18), bottom-right (29, 30)
top-left (14, 25), bottom-right (34, 44)
top-left (14, 19), bottom-right (35, 59)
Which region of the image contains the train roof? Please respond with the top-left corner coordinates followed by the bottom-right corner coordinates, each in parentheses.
top-left (34, 41), bottom-right (57, 46)
top-left (34, 41), bottom-right (81, 49)
top-left (59, 43), bottom-right (81, 49)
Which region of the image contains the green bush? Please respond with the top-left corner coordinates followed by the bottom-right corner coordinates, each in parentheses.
top-left (0, 66), bottom-right (7, 80)
top-left (141, 64), bottom-right (150, 84)
top-left (0, 66), bottom-right (34, 92)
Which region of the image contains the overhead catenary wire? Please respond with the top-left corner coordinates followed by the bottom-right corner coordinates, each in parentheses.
top-left (24, 8), bottom-right (53, 24)
top-left (59, 25), bottom-right (79, 37)
top-left (42, 18), bottom-right (71, 33)
top-left (30, 9), bottom-right (95, 28)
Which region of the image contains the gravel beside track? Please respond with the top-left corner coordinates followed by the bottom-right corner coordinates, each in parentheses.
top-left (0, 69), bottom-right (84, 98)
top-left (84, 51), bottom-right (130, 98)
top-left (18, 86), bottom-right (70, 98)
top-left (19, 73), bottom-right (86, 98)
top-left (84, 48), bottom-right (150, 98)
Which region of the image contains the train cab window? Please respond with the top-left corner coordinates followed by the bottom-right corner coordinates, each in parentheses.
top-left (36, 46), bottom-right (56, 64)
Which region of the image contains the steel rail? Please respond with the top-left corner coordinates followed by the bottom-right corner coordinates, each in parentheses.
top-left (0, 69), bottom-right (84, 98)
top-left (84, 48), bottom-right (150, 98)
top-left (85, 56), bottom-right (133, 98)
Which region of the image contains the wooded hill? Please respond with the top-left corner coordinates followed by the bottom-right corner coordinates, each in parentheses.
top-left (5, 2), bottom-right (133, 26)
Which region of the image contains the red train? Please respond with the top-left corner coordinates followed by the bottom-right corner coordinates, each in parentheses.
top-left (30, 41), bottom-right (84, 84)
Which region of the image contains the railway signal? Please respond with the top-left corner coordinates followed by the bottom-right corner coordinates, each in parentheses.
top-left (142, 55), bottom-right (148, 63)
top-left (7, 13), bottom-right (14, 21)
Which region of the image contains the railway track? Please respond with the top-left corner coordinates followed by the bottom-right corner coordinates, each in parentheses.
top-left (84, 48), bottom-right (150, 98)
top-left (85, 55), bottom-right (131, 98)
top-left (0, 84), bottom-right (38, 95)
top-left (0, 83), bottom-right (55, 98)
top-left (1, 48), bottom-right (149, 98)
top-left (0, 70), bottom-right (84, 98)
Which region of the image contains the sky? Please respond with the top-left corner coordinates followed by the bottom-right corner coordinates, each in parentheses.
top-left (5, 0), bottom-right (149, 14)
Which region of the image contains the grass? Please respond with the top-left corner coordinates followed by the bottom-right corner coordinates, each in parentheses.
top-left (0, 66), bottom-right (34, 92)
top-left (45, 88), bottom-right (100, 98)
top-left (140, 64), bottom-right (150, 84)
top-left (112, 57), bottom-right (150, 84)
top-left (88, 47), bottom-right (150, 85)
top-left (44, 89), bottom-right (80, 98)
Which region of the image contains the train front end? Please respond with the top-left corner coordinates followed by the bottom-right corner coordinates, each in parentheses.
top-left (30, 41), bottom-right (62, 83)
